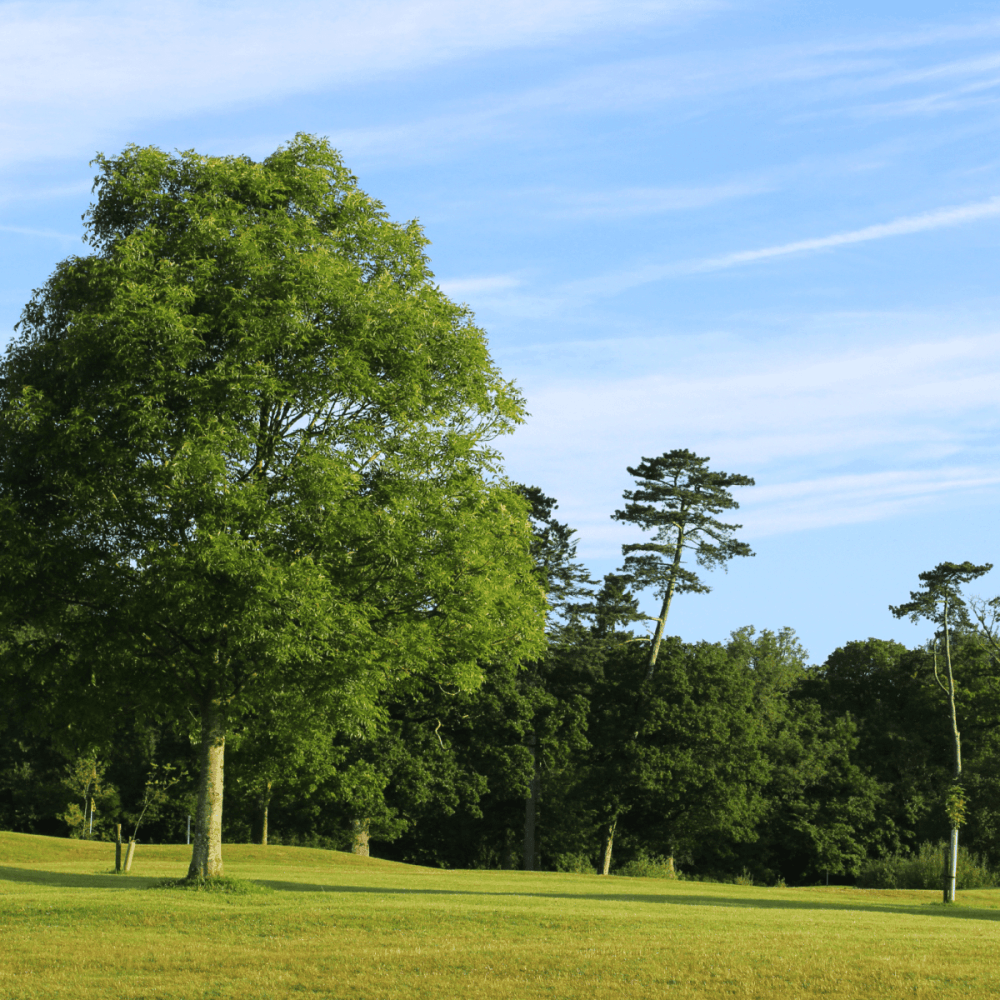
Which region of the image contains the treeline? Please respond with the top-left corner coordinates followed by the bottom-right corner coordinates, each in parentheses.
top-left (4, 508), bottom-right (999, 886)
top-left (1, 135), bottom-right (997, 887)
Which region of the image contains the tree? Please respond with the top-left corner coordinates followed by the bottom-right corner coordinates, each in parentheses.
top-left (587, 637), bottom-right (772, 875)
top-left (592, 451), bottom-right (754, 872)
top-left (512, 487), bottom-right (594, 870)
top-left (0, 135), bottom-right (546, 878)
top-left (612, 450), bottom-right (754, 680)
top-left (891, 561), bottom-right (993, 902)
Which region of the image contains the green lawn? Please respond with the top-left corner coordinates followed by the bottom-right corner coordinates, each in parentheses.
top-left (2, 832), bottom-right (1000, 998)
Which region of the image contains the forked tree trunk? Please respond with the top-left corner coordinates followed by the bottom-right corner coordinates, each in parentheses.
top-left (523, 733), bottom-right (538, 871)
top-left (351, 818), bottom-right (370, 856)
top-left (187, 700), bottom-right (226, 879)
top-left (258, 780), bottom-right (272, 846)
top-left (600, 817), bottom-right (617, 875)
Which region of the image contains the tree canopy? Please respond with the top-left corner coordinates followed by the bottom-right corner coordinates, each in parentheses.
top-left (0, 134), bottom-right (546, 877)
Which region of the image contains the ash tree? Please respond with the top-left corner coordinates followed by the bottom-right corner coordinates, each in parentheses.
top-left (890, 561), bottom-right (992, 903)
top-left (0, 135), bottom-right (545, 878)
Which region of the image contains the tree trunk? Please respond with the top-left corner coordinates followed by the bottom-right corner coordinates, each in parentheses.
top-left (187, 699), bottom-right (226, 879)
top-left (600, 817), bottom-right (617, 875)
top-left (945, 828), bottom-right (958, 903)
top-left (644, 529), bottom-right (685, 681)
top-left (942, 604), bottom-right (961, 904)
top-left (123, 838), bottom-right (136, 873)
top-left (522, 733), bottom-right (538, 871)
top-left (501, 828), bottom-right (514, 870)
top-left (257, 780), bottom-right (272, 846)
top-left (351, 818), bottom-right (370, 856)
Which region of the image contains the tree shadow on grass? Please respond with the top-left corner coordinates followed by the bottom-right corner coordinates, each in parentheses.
top-left (0, 866), bottom-right (163, 889)
top-left (252, 879), bottom-right (1000, 922)
top-left (3, 866), bottom-right (998, 923)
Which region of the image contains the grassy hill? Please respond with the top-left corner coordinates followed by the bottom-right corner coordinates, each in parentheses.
top-left (2, 832), bottom-right (1000, 998)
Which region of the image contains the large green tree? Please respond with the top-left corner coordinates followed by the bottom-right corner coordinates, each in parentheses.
top-left (0, 135), bottom-right (545, 878)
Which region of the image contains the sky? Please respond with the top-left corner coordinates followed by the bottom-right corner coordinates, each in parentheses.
top-left (3, 0), bottom-right (1000, 664)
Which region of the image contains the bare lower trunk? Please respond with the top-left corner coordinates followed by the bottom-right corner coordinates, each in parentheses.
top-left (187, 700), bottom-right (226, 879)
top-left (501, 829), bottom-right (514, 870)
top-left (523, 733), bottom-right (538, 871)
top-left (945, 828), bottom-right (958, 903)
top-left (601, 817), bottom-right (617, 875)
top-left (351, 818), bottom-right (370, 856)
top-left (257, 780), bottom-right (272, 846)
top-left (942, 608), bottom-right (961, 904)
top-left (123, 838), bottom-right (136, 873)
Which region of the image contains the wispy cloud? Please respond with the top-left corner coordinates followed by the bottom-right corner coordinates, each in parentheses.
top-left (554, 195), bottom-right (1000, 300)
top-left (0, 223), bottom-right (81, 242)
top-left (685, 195), bottom-right (1000, 272)
top-left (500, 318), bottom-right (1000, 553)
top-left (742, 468), bottom-right (1000, 537)
top-left (0, 0), bottom-right (714, 166)
top-left (438, 275), bottom-right (522, 298)
top-left (544, 180), bottom-right (775, 219)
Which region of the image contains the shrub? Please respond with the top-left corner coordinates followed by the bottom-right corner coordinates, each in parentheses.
top-left (552, 852), bottom-right (596, 874)
top-left (856, 841), bottom-right (1000, 890)
top-left (614, 851), bottom-right (677, 879)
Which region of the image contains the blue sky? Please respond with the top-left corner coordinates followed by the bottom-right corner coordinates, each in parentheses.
top-left (3, 0), bottom-right (1000, 663)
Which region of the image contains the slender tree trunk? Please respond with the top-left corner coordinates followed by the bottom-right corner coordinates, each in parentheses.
top-left (123, 838), bottom-right (136, 873)
top-left (523, 732), bottom-right (538, 871)
top-left (187, 699), bottom-right (226, 879)
top-left (501, 828), bottom-right (514, 870)
top-left (943, 611), bottom-right (961, 904)
top-left (644, 530), bottom-right (685, 681)
top-left (351, 818), bottom-right (370, 856)
top-left (257, 780), bottom-right (272, 846)
top-left (600, 817), bottom-right (617, 875)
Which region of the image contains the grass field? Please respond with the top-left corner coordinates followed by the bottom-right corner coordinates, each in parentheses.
top-left (2, 832), bottom-right (1000, 998)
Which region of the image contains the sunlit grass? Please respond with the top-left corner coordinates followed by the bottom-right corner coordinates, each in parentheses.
top-left (2, 831), bottom-right (1000, 998)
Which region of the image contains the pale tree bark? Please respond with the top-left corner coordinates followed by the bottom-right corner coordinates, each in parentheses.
top-left (522, 732), bottom-right (538, 871)
top-left (351, 818), bottom-right (370, 856)
top-left (187, 699), bottom-right (226, 879)
top-left (940, 602), bottom-right (961, 904)
top-left (258, 780), bottom-right (273, 846)
top-left (600, 817), bottom-right (617, 875)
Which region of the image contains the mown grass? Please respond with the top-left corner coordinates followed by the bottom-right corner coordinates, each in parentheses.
top-left (3, 832), bottom-right (1000, 998)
